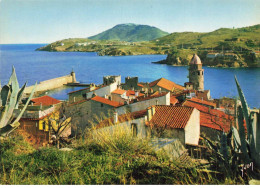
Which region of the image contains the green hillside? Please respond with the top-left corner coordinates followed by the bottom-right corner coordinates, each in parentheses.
top-left (153, 24), bottom-right (260, 51)
top-left (37, 24), bottom-right (260, 67)
top-left (88, 23), bottom-right (169, 42)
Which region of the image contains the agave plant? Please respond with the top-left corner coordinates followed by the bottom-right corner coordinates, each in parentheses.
top-left (0, 66), bottom-right (37, 137)
top-left (201, 76), bottom-right (260, 178)
top-left (232, 76), bottom-right (259, 167)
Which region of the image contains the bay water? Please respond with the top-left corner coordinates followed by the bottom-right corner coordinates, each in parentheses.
top-left (0, 44), bottom-right (259, 108)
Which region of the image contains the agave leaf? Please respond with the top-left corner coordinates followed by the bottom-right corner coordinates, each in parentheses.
top-left (6, 82), bottom-right (37, 136)
top-left (15, 82), bottom-right (27, 109)
top-left (201, 135), bottom-right (218, 152)
top-left (3, 79), bottom-right (20, 126)
top-left (0, 121), bottom-right (20, 137)
top-left (234, 76), bottom-right (251, 136)
top-left (232, 126), bottom-right (241, 147)
top-left (0, 105), bottom-right (9, 128)
top-left (235, 76), bottom-right (257, 162)
top-left (237, 106), bottom-right (250, 163)
top-left (220, 132), bottom-right (228, 160)
top-left (1, 85), bottom-right (10, 106)
top-left (10, 82), bottom-right (37, 126)
top-left (8, 66), bottom-right (19, 89)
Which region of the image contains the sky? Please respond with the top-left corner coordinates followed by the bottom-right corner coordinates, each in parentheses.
top-left (0, 0), bottom-right (259, 44)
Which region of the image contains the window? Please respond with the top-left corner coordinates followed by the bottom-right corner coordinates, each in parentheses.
top-left (82, 93), bottom-right (87, 99)
top-left (42, 121), bottom-right (45, 131)
top-left (101, 103), bottom-right (103, 107)
top-left (198, 72), bottom-right (200, 75)
top-left (131, 123), bottom-right (138, 137)
top-left (202, 71), bottom-right (204, 75)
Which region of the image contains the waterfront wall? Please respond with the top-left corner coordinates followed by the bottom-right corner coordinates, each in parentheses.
top-left (24, 72), bottom-right (76, 94)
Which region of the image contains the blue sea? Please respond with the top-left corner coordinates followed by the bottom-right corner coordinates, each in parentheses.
top-left (0, 44), bottom-right (259, 108)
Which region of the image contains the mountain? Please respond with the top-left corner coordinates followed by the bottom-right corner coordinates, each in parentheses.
top-left (88, 23), bottom-right (169, 42)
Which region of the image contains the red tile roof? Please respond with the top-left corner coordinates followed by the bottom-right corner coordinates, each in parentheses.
top-left (96, 109), bottom-right (147, 128)
top-left (137, 83), bottom-right (144, 87)
top-left (91, 96), bottom-right (123, 107)
top-left (126, 90), bottom-right (144, 97)
top-left (31, 96), bottom-right (61, 106)
top-left (188, 98), bottom-right (216, 108)
top-left (112, 88), bottom-right (126, 95)
top-left (147, 106), bottom-right (195, 129)
top-left (149, 78), bottom-right (185, 92)
top-left (170, 96), bottom-right (179, 105)
top-left (151, 91), bottom-right (159, 96)
top-left (133, 92), bottom-right (168, 103)
top-left (183, 100), bottom-right (233, 132)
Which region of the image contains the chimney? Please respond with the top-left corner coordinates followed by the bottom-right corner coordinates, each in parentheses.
top-left (114, 112), bottom-right (118, 124)
top-left (147, 107), bottom-right (152, 121)
top-left (40, 102), bottom-right (42, 110)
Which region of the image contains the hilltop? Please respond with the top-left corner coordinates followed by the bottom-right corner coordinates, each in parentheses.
top-left (88, 23), bottom-right (169, 42)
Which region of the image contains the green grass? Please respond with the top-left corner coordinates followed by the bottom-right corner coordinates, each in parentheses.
top-left (0, 127), bottom-right (248, 185)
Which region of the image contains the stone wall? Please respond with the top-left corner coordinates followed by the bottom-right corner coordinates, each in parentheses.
top-left (200, 126), bottom-right (221, 141)
top-left (24, 73), bottom-right (76, 94)
top-left (128, 92), bottom-right (170, 113)
top-left (86, 82), bottom-right (118, 99)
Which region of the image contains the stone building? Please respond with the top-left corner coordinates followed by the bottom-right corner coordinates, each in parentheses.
top-left (68, 82), bottom-right (117, 103)
top-left (146, 105), bottom-right (200, 146)
top-left (103, 75), bottom-right (121, 86)
top-left (67, 92), bottom-right (170, 133)
top-left (111, 88), bottom-right (144, 104)
top-left (187, 54), bottom-right (204, 91)
top-left (122, 76), bottom-right (139, 90)
top-left (149, 77), bottom-right (185, 94)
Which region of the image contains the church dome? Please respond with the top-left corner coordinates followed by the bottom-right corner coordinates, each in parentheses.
top-left (190, 54), bottom-right (202, 65)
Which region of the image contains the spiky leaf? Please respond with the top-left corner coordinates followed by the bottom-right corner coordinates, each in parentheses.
top-left (3, 79), bottom-right (20, 126)
top-left (8, 66), bottom-right (19, 89)
top-left (220, 132), bottom-right (228, 160)
top-left (11, 82), bottom-right (37, 126)
top-left (234, 76), bottom-right (251, 136)
top-left (1, 85), bottom-right (10, 106)
top-left (15, 82), bottom-right (27, 109)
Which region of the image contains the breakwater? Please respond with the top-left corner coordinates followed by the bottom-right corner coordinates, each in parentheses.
top-left (24, 71), bottom-right (77, 95)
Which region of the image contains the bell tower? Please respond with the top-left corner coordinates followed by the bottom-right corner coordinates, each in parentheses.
top-left (189, 54), bottom-right (204, 91)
